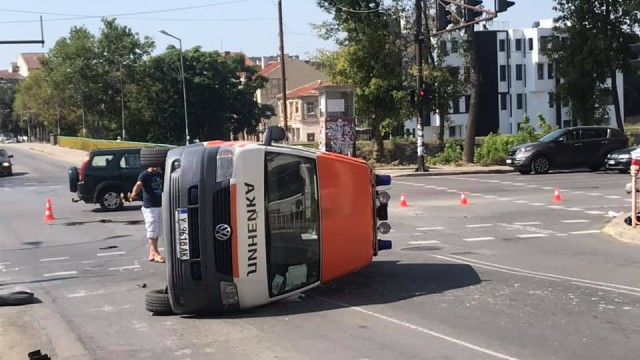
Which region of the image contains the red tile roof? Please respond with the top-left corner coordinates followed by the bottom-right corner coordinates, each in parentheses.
top-left (259, 61), bottom-right (280, 76)
top-left (20, 53), bottom-right (45, 69)
top-left (283, 80), bottom-right (336, 98)
top-left (0, 70), bottom-right (23, 79)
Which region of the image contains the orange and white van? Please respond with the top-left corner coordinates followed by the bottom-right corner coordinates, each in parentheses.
top-left (162, 126), bottom-right (391, 314)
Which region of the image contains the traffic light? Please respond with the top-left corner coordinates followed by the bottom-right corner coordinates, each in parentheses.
top-left (495, 0), bottom-right (515, 13)
top-left (464, 0), bottom-right (483, 23)
top-left (436, 2), bottom-right (452, 32)
top-left (417, 83), bottom-right (434, 106)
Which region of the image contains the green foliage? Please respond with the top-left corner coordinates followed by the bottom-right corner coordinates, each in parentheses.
top-left (474, 113), bottom-right (558, 165)
top-left (427, 139), bottom-right (463, 166)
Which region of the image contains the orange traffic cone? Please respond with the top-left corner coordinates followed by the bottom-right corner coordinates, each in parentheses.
top-left (399, 193), bottom-right (408, 207)
top-left (553, 187), bottom-right (562, 203)
top-left (44, 198), bottom-right (56, 221)
top-left (460, 192), bottom-right (469, 206)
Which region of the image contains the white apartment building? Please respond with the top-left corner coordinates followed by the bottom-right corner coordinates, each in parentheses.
top-left (405, 19), bottom-right (625, 140)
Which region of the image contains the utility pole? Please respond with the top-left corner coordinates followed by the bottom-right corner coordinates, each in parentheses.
top-left (415, 0), bottom-right (427, 172)
top-left (278, 0), bottom-right (289, 142)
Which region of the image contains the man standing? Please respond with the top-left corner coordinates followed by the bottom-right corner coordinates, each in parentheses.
top-left (130, 165), bottom-right (165, 263)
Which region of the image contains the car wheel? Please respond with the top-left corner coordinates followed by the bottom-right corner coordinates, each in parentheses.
top-left (518, 169), bottom-right (532, 175)
top-left (531, 156), bottom-right (550, 174)
top-left (618, 169), bottom-right (630, 174)
top-left (99, 188), bottom-right (123, 211)
top-left (145, 288), bottom-right (174, 315)
top-left (140, 147), bottom-right (171, 170)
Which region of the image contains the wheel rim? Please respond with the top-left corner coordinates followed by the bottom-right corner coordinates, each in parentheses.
top-left (533, 158), bottom-right (549, 173)
top-left (103, 192), bottom-right (121, 209)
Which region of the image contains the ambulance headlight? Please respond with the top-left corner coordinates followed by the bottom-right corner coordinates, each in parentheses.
top-left (216, 147), bottom-right (235, 182)
top-left (220, 281), bottom-right (239, 306)
top-left (377, 191), bottom-right (390, 204)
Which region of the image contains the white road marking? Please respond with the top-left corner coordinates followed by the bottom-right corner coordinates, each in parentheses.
top-left (513, 183), bottom-right (526, 186)
top-left (470, 193), bottom-right (484, 196)
top-left (48, 185), bottom-right (64, 189)
top-left (417, 227), bottom-right (444, 231)
top-left (408, 241), bottom-right (441, 245)
top-left (585, 211), bottom-right (606, 215)
top-left (606, 195), bottom-right (622, 199)
top-left (526, 185), bottom-right (537, 188)
top-left (317, 296), bottom-right (521, 360)
top-left (483, 195), bottom-right (498, 198)
top-left (548, 205), bottom-right (565, 209)
top-left (435, 187), bottom-right (447, 190)
top-left (463, 237), bottom-right (495, 242)
top-left (556, 233), bottom-right (569, 236)
top-left (465, 224), bottom-right (493, 228)
top-left (108, 265), bottom-right (141, 271)
top-left (513, 222), bottom-right (540, 225)
top-left (573, 191), bottom-right (585, 194)
top-left (498, 198), bottom-right (513, 201)
top-left (514, 200), bottom-right (529, 204)
top-left (561, 220), bottom-right (589, 223)
top-left (0, 277), bottom-right (12, 281)
top-left (40, 257), bottom-right (70, 262)
top-left (566, 208), bottom-right (585, 211)
top-left (570, 230), bottom-right (600, 235)
top-left (530, 203), bottom-right (545, 206)
top-left (0, 262), bottom-right (11, 265)
top-left (516, 234), bottom-right (548, 238)
top-left (446, 190), bottom-right (459, 193)
top-left (67, 290), bottom-right (108, 298)
top-left (541, 186), bottom-right (554, 190)
top-left (424, 185), bottom-right (437, 188)
top-left (158, 247), bottom-right (164, 251)
top-left (44, 271), bottom-right (77, 277)
top-left (97, 251), bottom-right (126, 257)
top-left (588, 193), bottom-right (603, 196)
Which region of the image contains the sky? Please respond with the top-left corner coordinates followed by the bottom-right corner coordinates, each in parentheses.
top-left (0, 0), bottom-right (557, 69)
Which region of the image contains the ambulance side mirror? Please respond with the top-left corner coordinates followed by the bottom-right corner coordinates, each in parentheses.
top-left (263, 126), bottom-right (287, 146)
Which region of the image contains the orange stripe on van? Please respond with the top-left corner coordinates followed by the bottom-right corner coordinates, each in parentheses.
top-left (317, 153), bottom-right (375, 283)
top-left (230, 183), bottom-right (239, 278)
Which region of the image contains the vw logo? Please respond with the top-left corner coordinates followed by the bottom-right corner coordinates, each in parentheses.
top-left (214, 224), bottom-right (232, 241)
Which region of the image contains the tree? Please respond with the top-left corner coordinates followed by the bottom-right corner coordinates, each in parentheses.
top-left (315, 0), bottom-right (410, 161)
top-left (545, 0), bottom-right (640, 129)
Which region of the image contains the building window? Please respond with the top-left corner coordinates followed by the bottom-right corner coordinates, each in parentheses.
top-left (548, 63), bottom-right (554, 79)
top-left (452, 98), bottom-right (460, 114)
top-left (306, 101), bottom-right (315, 114)
top-left (307, 133), bottom-right (315, 142)
top-left (516, 93), bottom-right (523, 109)
top-left (516, 64), bottom-right (523, 81)
top-left (449, 126), bottom-right (456, 138)
top-left (499, 65), bottom-right (507, 82)
top-left (562, 119), bottom-right (572, 128)
top-left (439, 40), bottom-right (448, 55)
top-left (499, 39), bottom-right (506, 52)
top-left (515, 39), bottom-right (522, 51)
top-left (451, 40), bottom-right (459, 53)
top-left (528, 38), bottom-right (534, 51)
top-left (540, 36), bottom-right (551, 49)
top-left (537, 63), bottom-right (544, 80)
top-left (548, 92), bottom-right (555, 108)
top-left (500, 93), bottom-right (508, 110)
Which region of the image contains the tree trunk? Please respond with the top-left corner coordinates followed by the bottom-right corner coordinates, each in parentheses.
top-left (611, 67), bottom-right (624, 131)
top-left (463, 28), bottom-right (480, 164)
top-left (437, 103), bottom-right (446, 150)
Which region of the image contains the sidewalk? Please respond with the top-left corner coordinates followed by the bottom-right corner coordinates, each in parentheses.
top-left (6, 141), bottom-right (640, 245)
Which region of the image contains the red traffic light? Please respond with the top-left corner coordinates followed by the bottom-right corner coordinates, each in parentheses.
top-left (418, 88), bottom-right (427, 97)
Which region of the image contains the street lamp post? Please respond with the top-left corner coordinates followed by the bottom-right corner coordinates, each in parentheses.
top-left (159, 29), bottom-right (190, 145)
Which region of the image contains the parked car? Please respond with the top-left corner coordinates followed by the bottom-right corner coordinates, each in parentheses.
top-left (0, 148), bottom-right (13, 176)
top-left (69, 148), bottom-right (143, 211)
top-left (505, 126), bottom-right (628, 174)
top-left (605, 145), bottom-right (639, 173)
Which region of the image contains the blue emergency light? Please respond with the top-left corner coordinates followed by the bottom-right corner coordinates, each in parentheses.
top-left (375, 174), bottom-right (392, 187)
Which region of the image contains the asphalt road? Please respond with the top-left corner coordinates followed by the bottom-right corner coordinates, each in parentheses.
top-left (2, 147), bottom-right (640, 360)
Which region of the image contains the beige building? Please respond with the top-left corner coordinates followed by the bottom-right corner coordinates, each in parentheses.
top-left (0, 53), bottom-right (45, 80)
top-left (256, 55), bottom-right (327, 126)
top-left (277, 80), bottom-right (355, 144)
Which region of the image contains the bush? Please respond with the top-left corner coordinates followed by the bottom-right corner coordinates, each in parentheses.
top-left (427, 140), bottom-right (463, 166)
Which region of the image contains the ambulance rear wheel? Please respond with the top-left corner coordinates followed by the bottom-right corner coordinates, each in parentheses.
top-left (145, 288), bottom-right (174, 315)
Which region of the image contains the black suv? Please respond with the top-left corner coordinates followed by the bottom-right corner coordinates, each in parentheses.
top-left (505, 126), bottom-right (628, 174)
top-left (69, 148), bottom-right (143, 211)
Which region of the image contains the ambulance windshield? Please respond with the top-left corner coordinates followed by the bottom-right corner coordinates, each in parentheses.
top-left (264, 152), bottom-right (321, 297)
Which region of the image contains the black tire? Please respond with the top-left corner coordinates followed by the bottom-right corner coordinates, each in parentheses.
top-left (518, 169), bottom-right (532, 175)
top-left (140, 148), bottom-right (170, 169)
top-left (145, 288), bottom-right (174, 315)
top-left (0, 289), bottom-right (34, 306)
top-left (68, 166), bottom-right (79, 192)
top-left (98, 187), bottom-right (124, 211)
top-left (531, 156), bottom-right (551, 174)
top-left (618, 169), bottom-right (630, 174)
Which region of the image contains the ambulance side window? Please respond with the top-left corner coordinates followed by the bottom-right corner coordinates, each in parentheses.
top-left (265, 152), bottom-right (321, 297)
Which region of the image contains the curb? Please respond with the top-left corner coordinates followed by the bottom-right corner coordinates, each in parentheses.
top-left (388, 169), bottom-right (516, 177)
top-left (601, 213), bottom-right (640, 245)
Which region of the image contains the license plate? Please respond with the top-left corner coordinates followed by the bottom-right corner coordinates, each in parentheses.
top-left (608, 160), bottom-right (616, 165)
top-left (506, 159), bottom-right (513, 164)
top-left (176, 208), bottom-right (189, 260)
